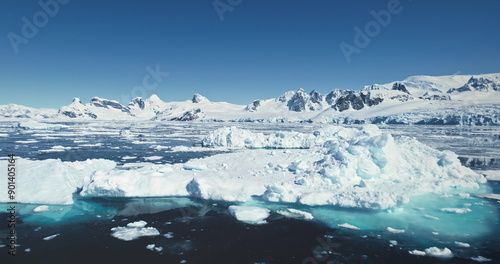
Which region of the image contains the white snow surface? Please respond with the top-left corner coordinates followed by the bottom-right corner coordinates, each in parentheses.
top-left (0, 158), bottom-right (116, 205)
top-left (424, 247), bottom-right (454, 259)
top-left (228, 205), bottom-right (270, 225)
top-left (338, 223), bottom-right (361, 230)
top-left (471, 256), bottom-right (493, 262)
top-left (33, 205), bottom-right (50, 212)
top-left (17, 121), bottom-right (68, 130)
top-left (110, 221), bottom-right (160, 241)
top-left (277, 208), bottom-right (314, 220)
top-left (2, 125), bottom-right (488, 211)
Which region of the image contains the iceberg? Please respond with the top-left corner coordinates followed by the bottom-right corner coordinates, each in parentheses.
top-left (5, 125), bottom-right (488, 212)
top-left (228, 205), bottom-right (270, 225)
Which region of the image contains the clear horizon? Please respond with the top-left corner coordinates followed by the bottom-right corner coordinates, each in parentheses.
top-left (1, 0), bottom-right (499, 108)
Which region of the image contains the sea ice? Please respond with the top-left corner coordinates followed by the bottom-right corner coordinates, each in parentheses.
top-left (277, 208), bottom-right (314, 220)
top-left (33, 205), bottom-right (50, 212)
top-left (17, 121), bottom-right (68, 130)
top-left (440, 208), bottom-right (472, 214)
top-left (424, 247), bottom-right (454, 259)
top-left (110, 221), bottom-right (160, 241)
top-left (6, 125), bottom-right (488, 213)
top-left (471, 256), bottom-right (493, 262)
top-left (409, 249), bottom-right (426, 256)
top-left (387, 227), bottom-right (405, 234)
top-left (454, 241), bottom-right (470, 248)
top-left (337, 223), bottom-right (361, 230)
top-left (43, 234), bottom-right (60, 241)
top-left (228, 205), bottom-right (270, 225)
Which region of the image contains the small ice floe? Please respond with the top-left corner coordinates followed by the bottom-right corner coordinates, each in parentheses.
top-left (79, 143), bottom-right (103, 147)
top-left (110, 220), bottom-right (160, 241)
top-left (163, 232), bottom-right (174, 238)
top-left (389, 240), bottom-right (398, 246)
top-left (409, 249), bottom-right (426, 256)
top-left (424, 247), bottom-right (454, 259)
top-left (455, 241), bottom-right (471, 248)
top-left (471, 256), bottom-right (493, 262)
top-left (386, 227), bottom-right (405, 234)
top-left (34, 227), bottom-right (42, 232)
top-left (228, 205), bottom-right (270, 225)
top-left (337, 223), bottom-right (361, 230)
top-left (33, 205), bottom-right (49, 212)
top-left (432, 232), bottom-right (439, 235)
top-left (144, 156), bottom-right (163, 161)
top-left (25, 248), bottom-right (31, 252)
top-left (39, 146), bottom-right (72, 153)
top-left (15, 139), bottom-right (38, 144)
top-left (276, 208), bottom-right (314, 220)
top-left (440, 208), bottom-right (472, 214)
top-left (121, 156), bottom-right (137, 160)
top-left (424, 214), bottom-right (440, 220)
top-left (146, 244), bottom-right (163, 252)
top-left (43, 234), bottom-right (60, 241)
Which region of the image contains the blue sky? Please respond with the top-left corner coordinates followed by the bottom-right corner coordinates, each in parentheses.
top-left (1, 0), bottom-right (499, 108)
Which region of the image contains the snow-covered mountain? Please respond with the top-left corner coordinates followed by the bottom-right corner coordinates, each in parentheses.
top-left (2, 73), bottom-right (500, 124)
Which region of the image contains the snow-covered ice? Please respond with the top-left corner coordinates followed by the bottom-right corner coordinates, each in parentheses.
top-left (337, 223), bottom-right (361, 230)
top-left (228, 205), bottom-right (270, 225)
top-left (277, 208), bottom-right (314, 220)
top-left (110, 220), bottom-right (160, 241)
top-left (43, 234), bottom-right (60, 241)
top-left (387, 227), bottom-right (405, 234)
top-left (471, 256), bottom-right (493, 262)
top-left (17, 121), bottom-right (68, 130)
top-left (424, 247), bottom-right (454, 259)
top-left (454, 241), bottom-right (470, 248)
top-left (408, 249), bottom-right (426, 256)
top-left (33, 205), bottom-right (50, 212)
top-left (3, 125), bottom-right (489, 212)
top-left (440, 208), bottom-right (472, 214)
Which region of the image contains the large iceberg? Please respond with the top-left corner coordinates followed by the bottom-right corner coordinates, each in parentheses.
top-left (1, 125), bottom-right (487, 210)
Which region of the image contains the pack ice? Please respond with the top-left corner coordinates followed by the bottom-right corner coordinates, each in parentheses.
top-left (0, 125), bottom-right (487, 210)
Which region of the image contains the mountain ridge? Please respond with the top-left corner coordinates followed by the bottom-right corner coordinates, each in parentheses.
top-left (2, 73), bottom-right (500, 125)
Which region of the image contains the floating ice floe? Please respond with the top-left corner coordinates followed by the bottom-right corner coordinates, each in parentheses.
top-left (17, 121), bottom-right (68, 130)
top-left (387, 227), bottom-right (405, 234)
top-left (337, 223), bottom-right (361, 230)
top-left (228, 205), bottom-right (270, 225)
top-left (440, 208), bottom-right (472, 214)
top-left (424, 247), bottom-right (454, 259)
top-left (39, 145), bottom-right (73, 153)
top-left (110, 220), bottom-right (160, 241)
top-left (471, 256), bottom-right (493, 262)
top-left (454, 241), bottom-right (471, 248)
top-left (33, 205), bottom-right (49, 212)
top-left (408, 249), bottom-right (426, 256)
top-left (43, 234), bottom-right (60, 241)
top-left (277, 208), bottom-right (314, 220)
